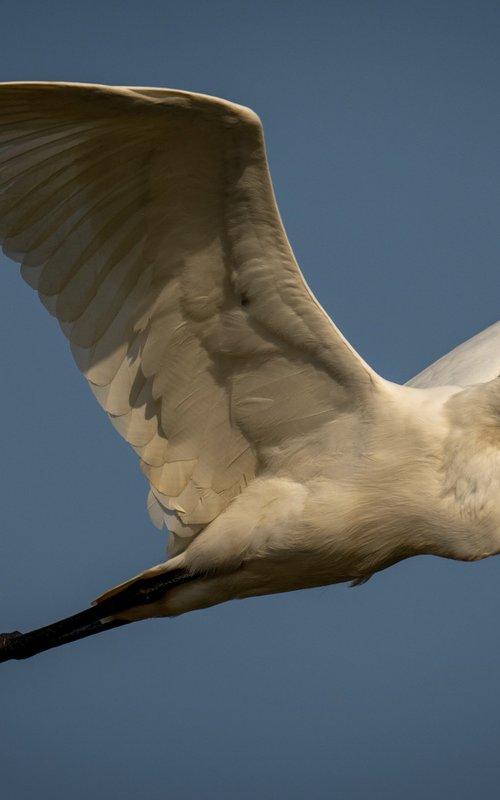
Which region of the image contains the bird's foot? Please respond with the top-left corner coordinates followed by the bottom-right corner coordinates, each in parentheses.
top-left (0, 631), bottom-right (23, 663)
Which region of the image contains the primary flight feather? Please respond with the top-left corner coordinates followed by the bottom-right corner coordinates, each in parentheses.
top-left (1, 82), bottom-right (500, 661)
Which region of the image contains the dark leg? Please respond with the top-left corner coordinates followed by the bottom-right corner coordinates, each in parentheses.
top-left (0, 617), bottom-right (129, 662)
top-left (0, 567), bottom-right (194, 663)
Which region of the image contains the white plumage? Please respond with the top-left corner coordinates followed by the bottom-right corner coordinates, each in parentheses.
top-left (1, 82), bottom-right (500, 642)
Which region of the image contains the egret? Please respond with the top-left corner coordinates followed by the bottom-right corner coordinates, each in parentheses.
top-left (1, 82), bottom-right (500, 663)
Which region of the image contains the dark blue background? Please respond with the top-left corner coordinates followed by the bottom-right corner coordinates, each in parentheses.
top-left (1, 2), bottom-right (500, 797)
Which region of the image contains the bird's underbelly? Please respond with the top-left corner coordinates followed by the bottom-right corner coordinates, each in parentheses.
top-left (131, 466), bottom-right (500, 619)
top-left (148, 474), bottom-right (443, 615)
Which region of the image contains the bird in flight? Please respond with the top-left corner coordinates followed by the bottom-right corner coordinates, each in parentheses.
top-left (1, 82), bottom-right (500, 663)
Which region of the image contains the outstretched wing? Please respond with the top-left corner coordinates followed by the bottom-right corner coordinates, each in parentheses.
top-left (407, 321), bottom-right (500, 388)
top-left (0, 82), bottom-right (379, 553)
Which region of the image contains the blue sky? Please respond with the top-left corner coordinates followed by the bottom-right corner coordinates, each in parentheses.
top-left (1, 2), bottom-right (500, 798)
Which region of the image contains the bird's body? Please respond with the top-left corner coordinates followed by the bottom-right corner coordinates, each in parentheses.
top-left (124, 378), bottom-right (500, 620)
top-left (1, 81), bottom-right (500, 659)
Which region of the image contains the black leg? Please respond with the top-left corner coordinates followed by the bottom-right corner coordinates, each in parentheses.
top-left (0, 567), bottom-right (194, 663)
top-left (0, 617), bottom-right (130, 662)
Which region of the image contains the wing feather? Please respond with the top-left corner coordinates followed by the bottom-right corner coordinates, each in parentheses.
top-left (0, 81), bottom-right (379, 552)
top-left (407, 321), bottom-right (500, 388)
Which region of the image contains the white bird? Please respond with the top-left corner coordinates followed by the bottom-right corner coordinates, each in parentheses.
top-left (1, 82), bottom-right (500, 662)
